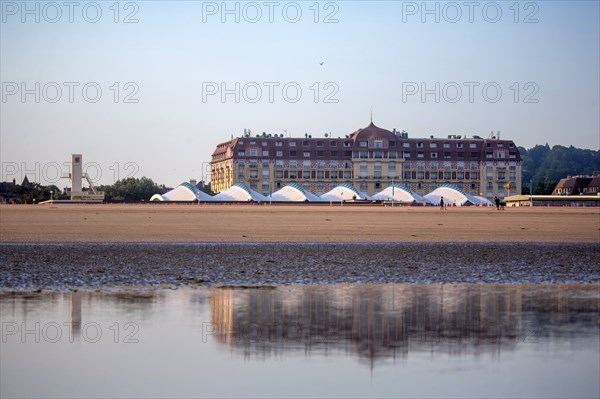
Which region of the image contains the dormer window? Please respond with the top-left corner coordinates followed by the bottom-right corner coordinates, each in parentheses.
top-left (360, 141), bottom-right (368, 147)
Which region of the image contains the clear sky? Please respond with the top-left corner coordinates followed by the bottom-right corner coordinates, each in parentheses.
top-left (1, 1), bottom-right (599, 186)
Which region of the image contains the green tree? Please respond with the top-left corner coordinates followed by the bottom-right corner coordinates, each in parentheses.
top-left (98, 177), bottom-right (166, 201)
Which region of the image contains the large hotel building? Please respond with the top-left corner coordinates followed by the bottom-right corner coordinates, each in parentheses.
top-left (211, 122), bottom-right (522, 199)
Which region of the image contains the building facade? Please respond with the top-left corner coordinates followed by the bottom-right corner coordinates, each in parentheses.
top-left (211, 122), bottom-right (522, 199)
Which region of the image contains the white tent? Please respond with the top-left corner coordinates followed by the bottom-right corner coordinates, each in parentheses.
top-left (320, 183), bottom-right (372, 202)
top-left (372, 183), bottom-right (431, 204)
top-left (150, 182), bottom-right (213, 202)
top-left (270, 183), bottom-right (324, 202)
top-left (424, 184), bottom-right (484, 206)
top-left (212, 182), bottom-right (269, 202)
top-left (474, 195), bottom-right (494, 206)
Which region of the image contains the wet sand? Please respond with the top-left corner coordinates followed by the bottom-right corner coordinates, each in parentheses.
top-left (1, 205), bottom-right (598, 290)
top-left (1, 204), bottom-right (599, 243)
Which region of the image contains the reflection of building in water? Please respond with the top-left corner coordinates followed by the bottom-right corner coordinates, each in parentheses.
top-left (209, 285), bottom-right (599, 365)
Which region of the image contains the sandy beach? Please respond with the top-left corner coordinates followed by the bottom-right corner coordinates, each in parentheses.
top-left (1, 204), bottom-right (599, 243)
top-left (1, 205), bottom-right (598, 290)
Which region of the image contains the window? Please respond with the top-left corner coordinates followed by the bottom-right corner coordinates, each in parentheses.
top-left (303, 151), bottom-right (311, 157)
top-left (289, 141), bottom-right (296, 147)
top-left (498, 152), bottom-right (505, 159)
top-left (456, 143), bottom-right (463, 148)
top-left (249, 148), bottom-right (258, 156)
top-left (469, 143), bottom-right (477, 148)
top-left (249, 160), bottom-right (258, 167)
top-left (317, 151), bottom-right (324, 157)
top-left (403, 142), bottom-right (411, 148)
top-left (417, 151), bottom-right (424, 158)
top-left (275, 160), bottom-right (283, 168)
top-left (262, 142), bottom-right (267, 146)
top-left (250, 141), bottom-right (256, 145)
top-left (374, 139), bottom-right (383, 148)
top-left (360, 182), bottom-right (367, 190)
top-left (330, 160), bottom-right (338, 169)
top-left (457, 152), bottom-right (464, 158)
top-left (374, 151), bottom-right (383, 159)
top-left (374, 162), bottom-right (382, 170)
top-left (359, 150), bottom-right (369, 158)
top-left (317, 161), bottom-right (324, 169)
top-left (360, 141), bottom-right (367, 147)
top-left (238, 151), bottom-right (245, 156)
top-left (276, 151), bottom-right (283, 157)
top-left (431, 162), bottom-right (438, 170)
top-left (344, 141), bottom-right (351, 147)
top-left (388, 151), bottom-right (397, 159)
top-left (486, 152), bottom-right (493, 158)
top-left (316, 141), bottom-right (324, 147)
top-left (498, 143), bottom-right (504, 147)
top-left (250, 181), bottom-right (257, 189)
top-left (509, 143), bottom-right (515, 148)
top-left (289, 161), bottom-right (297, 168)
top-left (417, 142), bottom-right (423, 148)
top-left (303, 161), bottom-right (311, 169)
top-left (262, 150), bottom-right (269, 156)
top-left (330, 141), bottom-right (337, 147)
top-left (443, 143), bottom-right (450, 148)
top-left (238, 141), bottom-right (245, 145)
top-left (262, 170), bottom-right (269, 178)
top-left (359, 162), bottom-right (367, 170)
top-left (430, 143), bottom-right (437, 148)
top-left (250, 171), bottom-right (258, 178)
top-left (431, 152), bottom-right (437, 158)
top-left (303, 140), bottom-right (310, 147)
top-left (389, 141), bottom-right (396, 147)
top-left (275, 141), bottom-right (283, 147)
top-left (238, 170), bottom-right (245, 178)
top-left (388, 162), bottom-right (396, 170)
top-left (403, 151), bottom-right (411, 158)
top-left (375, 182), bottom-right (381, 189)
top-left (290, 150), bottom-right (297, 157)
top-left (262, 160), bottom-right (269, 168)
top-left (509, 152), bottom-right (516, 159)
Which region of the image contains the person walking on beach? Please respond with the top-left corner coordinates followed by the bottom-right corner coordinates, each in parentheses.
top-left (494, 196), bottom-right (500, 210)
top-left (440, 196), bottom-right (445, 210)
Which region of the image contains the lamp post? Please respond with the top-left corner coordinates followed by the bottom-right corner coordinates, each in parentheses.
top-left (50, 190), bottom-right (53, 202)
top-left (529, 179), bottom-right (533, 207)
top-left (391, 178), bottom-right (394, 207)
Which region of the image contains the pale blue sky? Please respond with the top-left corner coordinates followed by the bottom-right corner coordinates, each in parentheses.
top-left (1, 1), bottom-right (599, 186)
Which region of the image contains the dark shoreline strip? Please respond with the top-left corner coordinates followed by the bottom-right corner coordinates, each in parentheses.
top-left (1, 242), bottom-right (598, 291)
